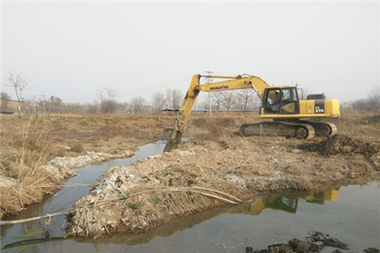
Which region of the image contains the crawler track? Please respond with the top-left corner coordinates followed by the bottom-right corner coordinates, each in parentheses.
top-left (300, 121), bottom-right (337, 137)
top-left (239, 120), bottom-right (337, 140)
top-left (239, 121), bottom-right (337, 140)
top-left (239, 121), bottom-right (316, 140)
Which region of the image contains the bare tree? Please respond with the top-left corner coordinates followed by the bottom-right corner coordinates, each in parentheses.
top-left (212, 92), bottom-right (224, 111)
top-left (52, 96), bottom-right (63, 113)
top-left (0, 92), bottom-right (11, 111)
top-left (87, 100), bottom-right (99, 114)
top-left (222, 90), bottom-right (236, 112)
top-left (366, 86), bottom-right (380, 111)
top-left (198, 95), bottom-right (211, 110)
top-left (298, 86), bottom-right (313, 100)
top-left (250, 95), bottom-right (262, 111)
top-left (5, 72), bottom-right (30, 118)
top-left (100, 100), bottom-right (118, 114)
top-left (66, 103), bottom-right (86, 114)
top-left (172, 89), bottom-right (183, 109)
top-left (166, 89), bottom-right (183, 109)
top-left (236, 89), bottom-right (254, 111)
top-left (96, 87), bottom-right (119, 114)
top-left (118, 102), bottom-right (130, 114)
top-left (151, 91), bottom-right (167, 114)
top-left (131, 96), bottom-right (146, 114)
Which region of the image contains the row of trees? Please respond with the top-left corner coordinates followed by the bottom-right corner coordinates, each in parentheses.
top-left (341, 86), bottom-right (380, 112)
top-left (1, 72), bottom-right (263, 115)
top-left (3, 72), bottom-right (379, 116)
top-left (0, 88), bottom-right (261, 116)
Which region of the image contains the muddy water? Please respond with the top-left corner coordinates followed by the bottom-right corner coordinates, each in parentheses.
top-left (1, 141), bottom-right (379, 253)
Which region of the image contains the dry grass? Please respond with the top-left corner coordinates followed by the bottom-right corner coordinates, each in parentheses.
top-left (0, 117), bottom-right (62, 218)
top-left (335, 110), bottom-right (380, 143)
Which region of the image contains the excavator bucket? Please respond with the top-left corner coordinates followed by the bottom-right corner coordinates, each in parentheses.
top-left (163, 128), bottom-right (182, 152)
top-left (163, 128), bottom-right (173, 143)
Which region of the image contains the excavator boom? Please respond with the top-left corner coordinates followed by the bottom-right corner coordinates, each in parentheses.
top-left (163, 74), bottom-right (271, 148)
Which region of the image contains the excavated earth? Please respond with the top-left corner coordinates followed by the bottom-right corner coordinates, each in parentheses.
top-left (65, 129), bottom-right (380, 238)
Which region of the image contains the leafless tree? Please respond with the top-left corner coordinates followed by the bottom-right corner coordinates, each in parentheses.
top-left (198, 95), bottom-right (211, 110)
top-left (166, 89), bottom-right (183, 109)
top-left (236, 89), bottom-right (255, 111)
top-left (96, 87), bottom-right (118, 101)
top-left (66, 103), bottom-right (86, 114)
top-left (118, 102), bottom-right (130, 114)
top-left (330, 86), bottom-right (379, 112)
top-left (222, 91), bottom-right (236, 112)
top-left (131, 96), bottom-right (146, 114)
top-left (250, 95), bottom-right (262, 111)
top-left (5, 72), bottom-right (30, 118)
top-left (52, 97), bottom-right (63, 113)
top-left (96, 87), bottom-right (119, 114)
top-left (0, 92), bottom-right (11, 111)
top-left (100, 100), bottom-right (118, 114)
top-left (298, 86), bottom-right (313, 100)
top-left (151, 91), bottom-right (167, 114)
top-left (87, 100), bottom-right (99, 114)
top-left (212, 92), bottom-right (224, 111)
top-left (366, 86), bottom-right (380, 111)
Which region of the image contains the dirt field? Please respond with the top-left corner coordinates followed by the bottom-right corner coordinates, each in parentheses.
top-left (1, 112), bottom-right (380, 237)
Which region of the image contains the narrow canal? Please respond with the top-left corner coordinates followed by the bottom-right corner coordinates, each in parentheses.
top-left (1, 141), bottom-right (379, 252)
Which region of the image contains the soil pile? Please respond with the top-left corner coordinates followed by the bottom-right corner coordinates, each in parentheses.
top-left (301, 134), bottom-right (380, 157)
top-left (246, 231), bottom-right (379, 253)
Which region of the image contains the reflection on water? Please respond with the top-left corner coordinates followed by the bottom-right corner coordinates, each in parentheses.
top-left (235, 188), bottom-right (339, 216)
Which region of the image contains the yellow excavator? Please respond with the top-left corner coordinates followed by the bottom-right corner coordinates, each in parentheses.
top-left (164, 74), bottom-right (340, 149)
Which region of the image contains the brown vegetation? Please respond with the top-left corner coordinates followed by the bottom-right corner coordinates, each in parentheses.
top-left (0, 117), bottom-right (76, 218)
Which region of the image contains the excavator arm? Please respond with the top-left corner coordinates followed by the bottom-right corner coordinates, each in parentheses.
top-left (163, 74), bottom-right (271, 148)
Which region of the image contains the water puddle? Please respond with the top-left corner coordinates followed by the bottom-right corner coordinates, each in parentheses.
top-left (1, 140), bottom-right (379, 252)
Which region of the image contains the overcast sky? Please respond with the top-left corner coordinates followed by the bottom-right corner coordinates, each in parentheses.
top-left (1, 1), bottom-right (379, 105)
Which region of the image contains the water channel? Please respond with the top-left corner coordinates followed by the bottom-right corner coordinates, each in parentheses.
top-left (1, 141), bottom-right (379, 253)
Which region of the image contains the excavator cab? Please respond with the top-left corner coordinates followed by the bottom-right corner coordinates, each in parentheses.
top-left (262, 87), bottom-right (300, 115)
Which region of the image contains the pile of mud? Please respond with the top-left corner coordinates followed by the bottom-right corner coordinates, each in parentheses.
top-left (300, 134), bottom-right (379, 157)
top-left (246, 231), bottom-right (379, 253)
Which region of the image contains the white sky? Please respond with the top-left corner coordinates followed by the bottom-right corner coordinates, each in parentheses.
top-left (1, 0), bottom-right (379, 104)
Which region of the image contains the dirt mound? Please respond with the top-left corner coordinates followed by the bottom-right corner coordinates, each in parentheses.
top-left (300, 134), bottom-right (379, 157)
top-left (247, 231), bottom-right (355, 253)
top-left (64, 145), bottom-right (250, 239)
